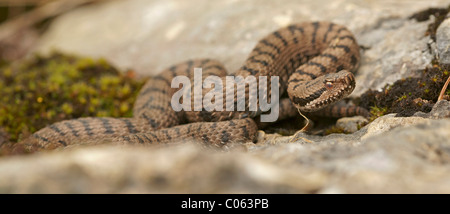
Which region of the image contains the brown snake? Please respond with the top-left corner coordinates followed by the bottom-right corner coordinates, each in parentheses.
top-left (21, 21), bottom-right (369, 150)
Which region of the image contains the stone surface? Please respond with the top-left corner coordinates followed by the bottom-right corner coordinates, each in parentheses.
top-left (1, 116), bottom-right (449, 193)
top-left (437, 17), bottom-right (450, 64)
top-left (415, 100), bottom-right (450, 118)
top-left (354, 18), bottom-right (433, 96)
top-left (1, 0), bottom-right (450, 194)
top-left (361, 115), bottom-right (431, 140)
top-left (0, 100), bottom-right (449, 193)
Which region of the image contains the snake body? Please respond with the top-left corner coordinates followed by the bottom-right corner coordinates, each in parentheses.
top-left (22, 21), bottom-right (368, 150)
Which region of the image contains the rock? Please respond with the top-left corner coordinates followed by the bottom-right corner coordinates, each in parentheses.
top-left (361, 114), bottom-right (432, 140)
top-left (336, 116), bottom-right (368, 133)
top-left (1, 118), bottom-right (450, 193)
top-left (437, 17), bottom-right (450, 64)
top-left (0, 143), bottom-right (328, 193)
top-left (354, 18), bottom-right (434, 96)
top-left (414, 100), bottom-right (450, 118)
top-left (0, 101), bottom-right (448, 193)
top-left (254, 118), bottom-right (450, 193)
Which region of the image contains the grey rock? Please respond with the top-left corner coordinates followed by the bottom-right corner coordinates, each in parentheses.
top-left (414, 100), bottom-right (450, 119)
top-left (361, 115), bottom-right (432, 140)
top-left (2, 97), bottom-right (449, 193)
top-left (336, 116), bottom-right (368, 133)
top-left (254, 118), bottom-right (450, 194)
top-left (0, 143), bottom-right (328, 193)
top-left (354, 18), bottom-right (434, 96)
top-left (1, 118), bottom-right (450, 193)
top-left (437, 18), bottom-right (450, 64)
top-left (0, 97), bottom-right (449, 193)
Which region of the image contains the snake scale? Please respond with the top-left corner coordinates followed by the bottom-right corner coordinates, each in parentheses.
top-left (21, 21), bottom-right (369, 150)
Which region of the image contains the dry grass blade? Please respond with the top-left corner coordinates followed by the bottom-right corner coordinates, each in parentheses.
top-left (438, 75), bottom-right (450, 101)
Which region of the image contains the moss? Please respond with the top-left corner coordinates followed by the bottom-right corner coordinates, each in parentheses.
top-left (324, 125), bottom-right (348, 135)
top-left (0, 52), bottom-right (147, 143)
top-left (360, 59), bottom-right (449, 118)
top-left (397, 94), bottom-right (407, 102)
top-left (369, 106), bottom-right (388, 121)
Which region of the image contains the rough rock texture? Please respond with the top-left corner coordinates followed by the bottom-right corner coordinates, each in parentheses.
top-left (336, 116), bottom-right (368, 133)
top-left (415, 100), bottom-right (450, 118)
top-left (355, 18), bottom-right (433, 96)
top-left (1, 101), bottom-right (449, 194)
top-left (1, 0), bottom-right (450, 193)
top-left (437, 17), bottom-right (450, 64)
top-left (361, 114), bottom-right (431, 140)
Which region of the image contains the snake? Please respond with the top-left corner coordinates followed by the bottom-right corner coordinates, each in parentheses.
top-left (21, 21), bottom-right (369, 151)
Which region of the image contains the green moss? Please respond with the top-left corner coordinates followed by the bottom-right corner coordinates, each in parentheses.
top-left (369, 106), bottom-right (388, 121)
top-left (0, 52), bottom-right (147, 143)
top-left (324, 125), bottom-right (348, 135)
top-left (397, 94), bottom-right (407, 101)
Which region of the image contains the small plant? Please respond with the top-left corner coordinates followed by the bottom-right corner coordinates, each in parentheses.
top-left (397, 94), bottom-right (407, 102)
top-left (369, 106), bottom-right (388, 121)
top-left (324, 125), bottom-right (347, 135)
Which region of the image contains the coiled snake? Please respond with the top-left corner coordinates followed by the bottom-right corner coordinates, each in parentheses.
top-left (22, 21), bottom-right (369, 150)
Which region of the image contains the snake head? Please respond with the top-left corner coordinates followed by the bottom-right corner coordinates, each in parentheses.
top-left (290, 70), bottom-right (356, 112)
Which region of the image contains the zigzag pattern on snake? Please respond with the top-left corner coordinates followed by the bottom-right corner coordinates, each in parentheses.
top-left (21, 21), bottom-right (369, 150)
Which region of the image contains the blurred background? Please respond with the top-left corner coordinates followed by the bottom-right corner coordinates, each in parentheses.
top-left (0, 0), bottom-right (103, 63)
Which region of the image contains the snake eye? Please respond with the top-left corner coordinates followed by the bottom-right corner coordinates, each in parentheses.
top-left (325, 81), bottom-right (333, 89)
